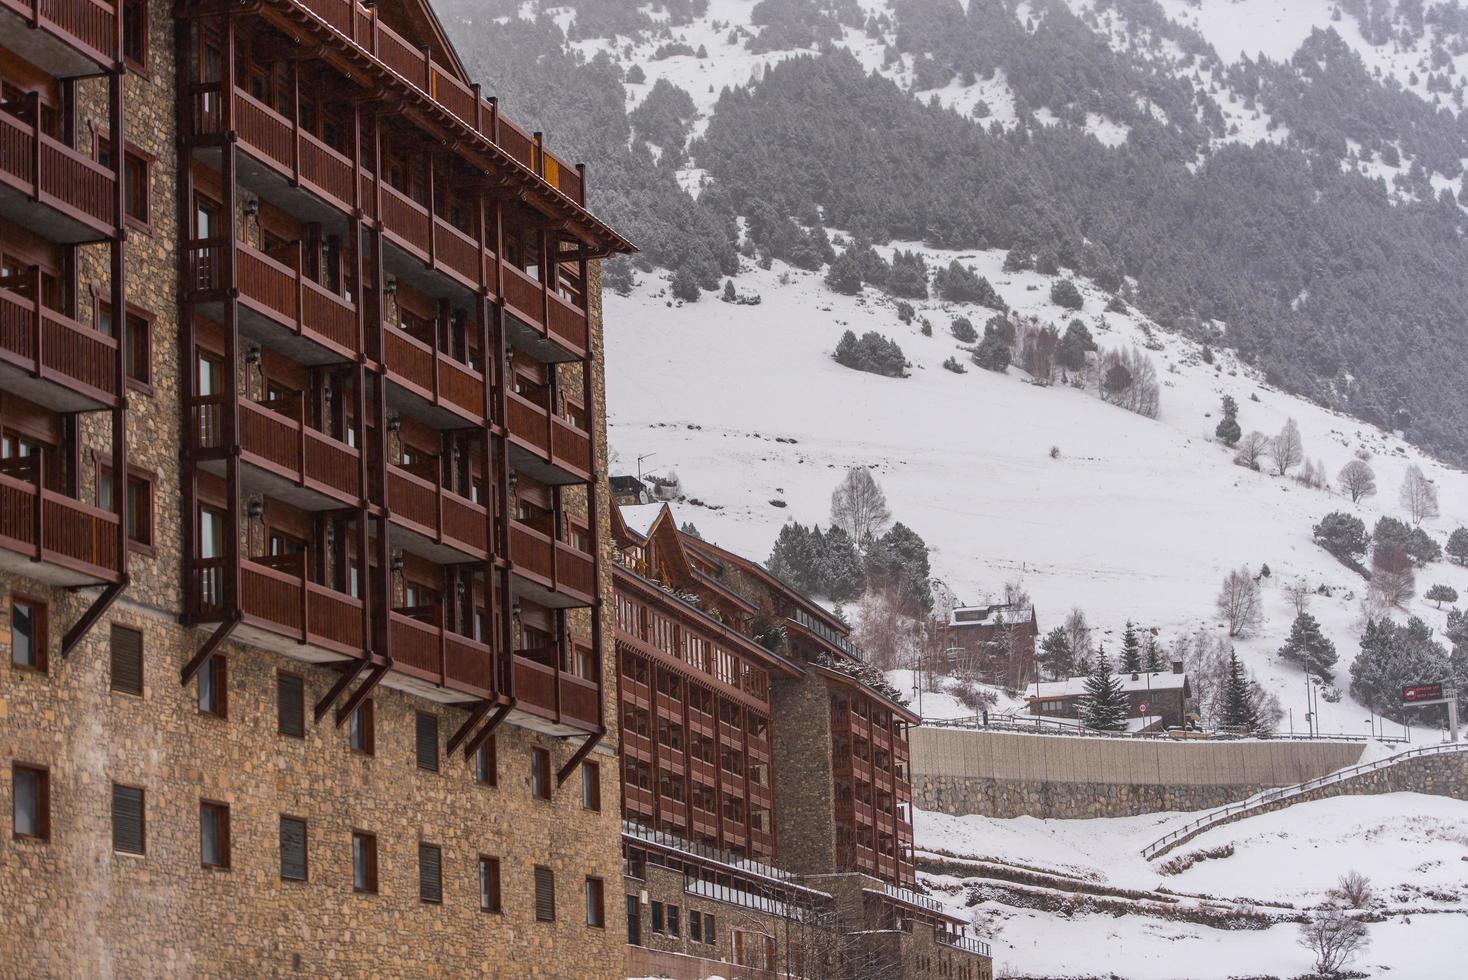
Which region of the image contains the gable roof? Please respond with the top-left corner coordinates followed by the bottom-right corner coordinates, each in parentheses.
top-left (1026, 670), bottom-right (1190, 700)
top-left (384, 0), bottom-right (469, 84)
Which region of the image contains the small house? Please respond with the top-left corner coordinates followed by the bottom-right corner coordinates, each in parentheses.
top-left (1025, 662), bottom-right (1192, 729)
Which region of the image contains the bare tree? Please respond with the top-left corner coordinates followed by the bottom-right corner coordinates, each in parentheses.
top-left (1337, 459), bottom-right (1376, 503)
top-left (1370, 545), bottom-right (1415, 608)
top-left (1399, 464), bottom-right (1440, 524)
top-left (1297, 909), bottom-right (1369, 976)
top-left (1216, 566), bottom-right (1264, 637)
top-left (851, 586), bottom-right (923, 671)
top-left (1063, 608), bottom-right (1091, 665)
top-left (830, 467), bottom-right (891, 545)
top-left (1271, 418), bottom-right (1303, 476)
top-left (1094, 345), bottom-right (1161, 418)
top-left (1233, 430), bottom-right (1270, 470)
top-left (1283, 578), bottom-right (1313, 616)
top-left (1328, 870), bottom-right (1373, 909)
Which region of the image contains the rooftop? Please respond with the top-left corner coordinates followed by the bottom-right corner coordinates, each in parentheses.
top-left (1027, 669), bottom-right (1188, 699)
top-left (950, 603), bottom-right (1033, 627)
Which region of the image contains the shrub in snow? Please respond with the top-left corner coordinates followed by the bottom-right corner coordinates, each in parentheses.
top-left (834, 330), bottom-right (907, 378)
top-left (950, 316), bottom-right (977, 343)
top-left (1313, 512), bottom-right (1368, 565)
top-left (1298, 909), bottom-right (1369, 977)
top-left (1328, 870), bottom-right (1373, 910)
top-left (895, 301), bottom-right (914, 324)
top-left (1050, 278), bottom-right (1083, 310)
top-left (934, 260), bottom-right (1004, 308)
top-left (942, 356), bottom-right (966, 374)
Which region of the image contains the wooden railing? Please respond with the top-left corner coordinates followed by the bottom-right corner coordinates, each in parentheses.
top-left (505, 389), bottom-right (591, 479)
top-left (0, 454), bottom-right (120, 582)
top-left (381, 323), bottom-right (485, 421)
top-left (0, 109), bottom-right (116, 237)
top-left (287, 0), bottom-right (587, 206)
top-left (386, 462), bottom-right (486, 557)
top-left (432, 215), bottom-right (482, 288)
top-left (378, 181), bottom-right (431, 260)
top-left (513, 651), bottom-right (558, 717)
top-left (512, 646), bottom-right (597, 729)
top-left (239, 396), bottom-right (360, 503)
top-left (509, 519), bottom-right (594, 604)
top-left (0, 0), bottom-right (117, 69)
top-left (389, 604), bottom-right (492, 698)
top-left (230, 87), bottom-right (358, 212)
top-left (239, 552), bottom-right (364, 655)
top-left (0, 285), bottom-right (119, 405)
top-left (498, 260), bottom-right (589, 357)
top-left (236, 240), bottom-right (359, 357)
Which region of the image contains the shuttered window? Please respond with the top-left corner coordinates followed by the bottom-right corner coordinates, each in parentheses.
top-left (109, 625), bottom-right (143, 695)
top-left (415, 712), bottom-right (439, 772)
top-left (279, 816), bottom-right (308, 882)
top-left (277, 672), bottom-right (305, 738)
top-left (479, 855), bottom-right (501, 912)
top-left (418, 843), bottom-right (442, 904)
top-left (534, 865), bottom-right (555, 922)
top-left (112, 783), bottom-right (145, 855)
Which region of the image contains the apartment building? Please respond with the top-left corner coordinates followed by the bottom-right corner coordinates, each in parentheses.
top-left (613, 504), bottom-right (992, 980)
top-left (0, 0), bottom-right (633, 973)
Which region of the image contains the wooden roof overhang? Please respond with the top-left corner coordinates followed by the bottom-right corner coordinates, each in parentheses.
top-left (812, 662), bottom-right (921, 725)
top-left (684, 535), bottom-right (850, 635)
top-left (246, 0), bottom-right (636, 258)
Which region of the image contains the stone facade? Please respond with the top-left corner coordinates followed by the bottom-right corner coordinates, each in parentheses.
top-left (770, 670), bottom-right (837, 877)
top-left (916, 773), bottom-right (1283, 820)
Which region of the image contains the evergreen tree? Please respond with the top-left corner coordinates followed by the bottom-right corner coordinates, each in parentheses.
top-left (971, 332), bottom-right (1010, 372)
top-left (1050, 279), bottom-right (1083, 310)
top-left (1214, 395), bottom-right (1241, 447)
top-left (1221, 650), bottom-right (1261, 732)
top-left (1142, 632), bottom-right (1163, 671)
top-left (820, 526), bottom-right (866, 601)
top-left (1425, 584), bottom-right (1458, 609)
top-left (1313, 512), bottom-right (1369, 563)
top-left (1055, 320), bottom-right (1096, 370)
top-left (1120, 621), bottom-right (1142, 673)
top-left (1278, 612), bottom-right (1338, 678)
top-left (824, 252), bottom-right (864, 295)
top-left (1038, 627), bottom-right (1073, 680)
top-left (1350, 617), bottom-right (1452, 722)
top-left (864, 522), bottom-right (933, 613)
top-left (768, 523), bottom-right (817, 591)
top-left (950, 316), bottom-right (977, 343)
top-left (1446, 527), bottom-right (1468, 566)
top-left (1079, 651), bottom-right (1129, 731)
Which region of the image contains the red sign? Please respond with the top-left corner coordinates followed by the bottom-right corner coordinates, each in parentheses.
top-left (1402, 683), bottom-right (1445, 703)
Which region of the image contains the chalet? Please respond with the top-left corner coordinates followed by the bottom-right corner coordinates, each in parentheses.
top-left (1026, 663), bottom-right (1193, 730)
top-left (943, 602), bottom-right (1040, 689)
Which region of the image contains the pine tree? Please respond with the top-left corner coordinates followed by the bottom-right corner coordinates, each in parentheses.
top-left (1120, 621), bottom-right (1142, 673)
top-left (1221, 651), bottom-right (1260, 733)
top-left (1143, 632), bottom-right (1163, 671)
top-left (1038, 627), bottom-right (1073, 680)
top-left (1278, 612), bottom-right (1338, 679)
top-left (1214, 395), bottom-right (1241, 447)
top-left (1079, 651), bottom-right (1129, 732)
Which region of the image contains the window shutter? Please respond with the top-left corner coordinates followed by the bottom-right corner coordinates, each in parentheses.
top-left (277, 673), bottom-right (305, 737)
top-left (534, 865), bottom-right (556, 922)
top-left (419, 844), bottom-right (442, 903)
top-left (280, 817), bottom-right (308, 881)
top-left (416, 712), bottom-right (439, 772)
top-left (112, 784), bottom-right (145, 855)
top-left (109, 625), bottom-right (143, 695)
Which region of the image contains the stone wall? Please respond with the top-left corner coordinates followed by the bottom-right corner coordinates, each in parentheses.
top-left (771, 670), bottom-right (837, 875)
top-left (911, 728), bottom-right (1366, 819)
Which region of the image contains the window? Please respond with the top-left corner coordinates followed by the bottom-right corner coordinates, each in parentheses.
top-left (533, 865), bottom-right (556, 922)
top-left (418, 843), bottom-right (442, 904)
top-left (112, 783), bottom-right (145, 855)
top-left (200, 801), bottom-right (230, 869)
top-left (121, 0), bottom-right (146, 70)
top-left (585, 876), bottom-right (605, 927)
top-left (277, 672), bottom-right (305, 738)
top-left (474, 738), bottom-right (496, 786)
top-left (109, 624), bottom-right (143, 696)
top-left (650, 900), bottom-right (664, 934)
top-left (96, 138), bottom-right (150, 229)
top-left (478, 855), bottom-right (501, 913)
top-left (666, 905), bottom-right (680, 938)
top-left (531, 747), bottom-right (551, 800)
top-left (704, 913), bottom-right (717, 945)
top-left (279, 816), bottom-right (308, 882)
top-left (10, 596), bottom-right (45, 672)
top-left (582, 761), bottom-right (601, 811)
top-left (690, 910), bottom-right (702, 943)
top-left (197, 654), bottom-right (226, 718)
top-left (349, 701), bottom-right (374, 755)
top-left (12, 764), bottom-right (48, 840)
top-left (97, 465), bottom-right (153, 550)
top-left (415, 712), bottom-right (438, 772)
top-left (95, 301), bottom-right (152, 389)
top-left (352, 831), bottom-right (377, 893)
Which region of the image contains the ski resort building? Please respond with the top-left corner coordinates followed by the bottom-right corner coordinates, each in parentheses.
top-left (0, 0), bottom-right (636, 972)
top-left (1026, 663), bottom-right (1193, 730)
top-left (613, 503), bottom-right (992, 979)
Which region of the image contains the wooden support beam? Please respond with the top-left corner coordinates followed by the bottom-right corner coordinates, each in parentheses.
top-left (556, 729), bottom-right (603, 786)
top-left (179, 613), bottom-right (240, 687)
top-left (60, 581), bottom-right (126, 660)
top-left (462, 703), bottom-right (510, 759)
top-left (446, 699), bottom-right (494, 757)
top-left (334, 660), bottom-right (390, 728)
top-left (314, 654), bottom-right (371, 724)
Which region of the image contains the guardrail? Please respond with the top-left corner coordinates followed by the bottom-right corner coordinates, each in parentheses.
top-left (1140, 740), bottom-right (1468, 859)
top-left (936, 930), bottom-right (992, 958)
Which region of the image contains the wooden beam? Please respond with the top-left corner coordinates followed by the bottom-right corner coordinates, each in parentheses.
top-left (60, 581), bottom-right (126, 660)
top-left (179, 613), bottom-right (240, 687)
top-left (556, 729), bottom-right (603, 787)
top-left (313, 654), bottom-right (371, 724)
top-left (446, 699), bottom-right (494, 756)
top-left (334, 661), bottom-right (390, 728)
top-left (462, 703), bottom-right (510, 759)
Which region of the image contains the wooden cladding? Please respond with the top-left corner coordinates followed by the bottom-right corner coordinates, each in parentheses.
top-left (0, 455), bottom-right (123, 584)
top-left (0, 0), bottom-right (120, 70)
top-left (0, 285), bottom-right (121, 409)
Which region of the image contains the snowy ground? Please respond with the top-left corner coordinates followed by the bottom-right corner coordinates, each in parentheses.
top-left (917, 793), bottom-right (1468, 978)
top-left (604, 247), bottom-right (1468, 745)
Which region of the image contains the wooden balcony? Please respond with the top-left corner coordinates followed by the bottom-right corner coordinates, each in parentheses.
top-left (623, 784), bottom-right (654, 817)
top-left (622, 729), bottom-right (652, 760)
top-left (385, 462), bottom-right (487, 563)
top-left (0, 109), bottom-right (116, 242)
top-left (382, 323), bottom-right (485, 428)
top-left (194, 553), bottom-right (367, 661)
top-left (0, 455), bottom-right (120, 586)
top-left (511, 646), bottom-right (600, 734)
top-left (190, 394), bottom-right (361, 510)
top-left (0, 0), bottom-right (117, 76)
top-left (389, 605), bottom-right (493, 700)
top-left (500, 260), bottom-right (588, 363)
top-left (505, 389), bottom-right (591, 486)
top-left (0, 286), bottom-right (118, 412)
top-left (378, 182), bottom-right (486, 303)
top-left (509, 519), bottom-right (594, 609)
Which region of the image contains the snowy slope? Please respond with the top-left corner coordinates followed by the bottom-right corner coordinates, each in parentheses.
top-left (604, 250), bottom-right (1468, 741)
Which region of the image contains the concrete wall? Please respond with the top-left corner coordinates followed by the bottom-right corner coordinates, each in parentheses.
top-left (911, 728), bottom-right (1366, 819)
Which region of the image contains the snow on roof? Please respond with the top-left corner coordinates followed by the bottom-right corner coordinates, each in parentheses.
top-left (950, 603), bottom-right (1033, 627)
top-left (619, 503), bottom-right (665, 539)
top-left (1027, 670), bottom-right (1188, 699)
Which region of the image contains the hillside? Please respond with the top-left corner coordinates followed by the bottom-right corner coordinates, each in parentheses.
top-left (603, 245), bottom-right (1468, 740)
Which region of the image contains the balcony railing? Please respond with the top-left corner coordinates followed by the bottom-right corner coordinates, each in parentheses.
top-left (789, 607), bottom-right (863, 661)
top-left (501, 260), bottom-right (588, 358)
top-left (0, 0), bottom-right (118, 71)
top-left (235, 240), bottom-right (360, 358)
top-left (0, 108), bottom-right (116, 240)
top-left (937, 932), bottom-right (992, 959)
top-left (512, 645), bottom-right (599, 729)
top-left (509, 519), bottom-right (594, 606)
top-left (0, 285), bottom-right (118, 410)
top-left (0, 454), bottom-right (120, 583)
top-left (386, 463), bottom-right (487, 559)
top-left (382, 322), bottom-right (485, 423)
top-left (189, 394), bottom-right (361, 506)
top-left (505, 389), bottom-right (591, 482)
top-left (389, 604), bottom-right (493, 698)
top-left (236, 553), bottom-right (365, 656)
